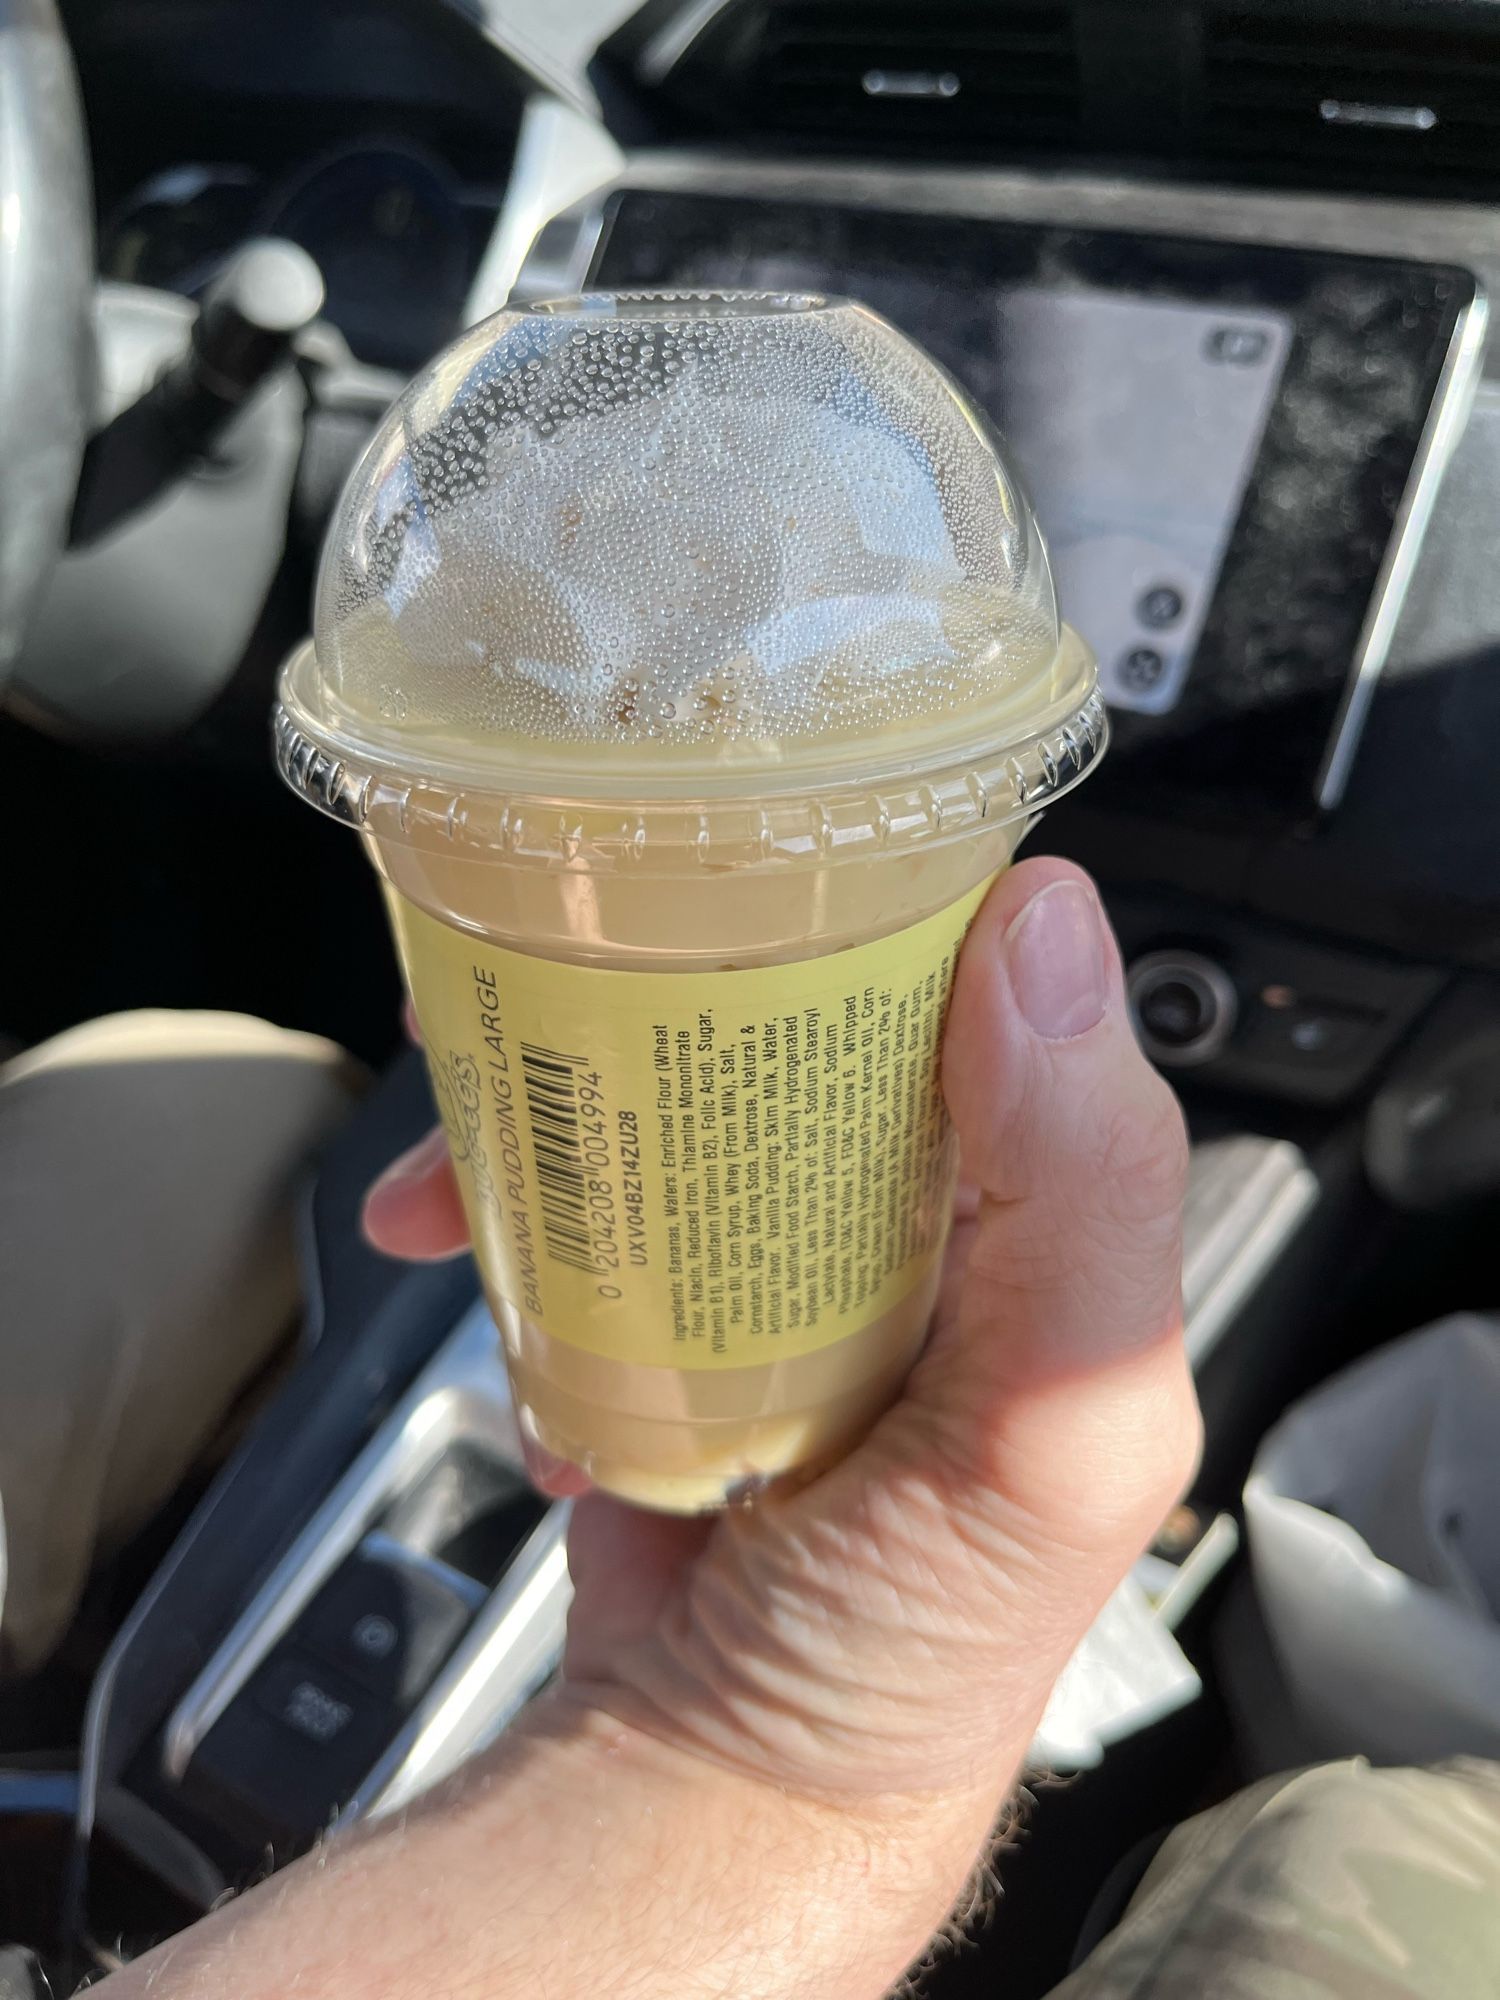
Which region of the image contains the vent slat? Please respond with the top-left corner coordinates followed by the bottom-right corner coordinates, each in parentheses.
top-left (740, 0), bottom-right (1081, 140)
top-left (1206, 75), bottom-right (1500, 116)
top-left (769, 54), bottom-right (1079, 98)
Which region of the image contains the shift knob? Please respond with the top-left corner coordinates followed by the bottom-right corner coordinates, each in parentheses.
top-left (167, 238), bottom-right (326, 436)
top-left (70, 239), bottom-right (325, 543)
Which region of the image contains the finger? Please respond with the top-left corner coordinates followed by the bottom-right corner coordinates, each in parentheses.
top-left (362, 1127), bottom-right (472, 1260)
top-left (943, 858), bottom-right (1187, 1371)
top-left (402, 995), bottom-right (423, 1046)
top-left (520, 1432), bottom-right (593, 1500)
top-left (951, 1179), bottom-right (981, 1222)
top-left (918, 856), bottom-right (1198, 1533)
top-left (566, 1496), bottom-right (716, 1679)
top-left (933, 1212), bottom-right (976, 1332)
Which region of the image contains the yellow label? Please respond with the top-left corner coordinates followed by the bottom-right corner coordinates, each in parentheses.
top-left (390, 881), bottom-right (992, 1370)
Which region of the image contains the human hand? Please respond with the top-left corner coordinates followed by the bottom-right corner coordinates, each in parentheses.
top-left (365, 857), bottom-right (1199, 1816)
top-left (91, 859), bottom-right (1198, 2000)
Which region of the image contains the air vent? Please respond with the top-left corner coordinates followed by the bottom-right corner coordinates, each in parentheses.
top-left (660, 1), bottom-right (1082, 150)
top-left (1202, 4), bottom-right (1500, 192)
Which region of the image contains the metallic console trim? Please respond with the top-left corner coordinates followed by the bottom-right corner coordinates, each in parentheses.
top-left (635, 0), bottom-right (737, 86)
top-left (161, 1301), bottom-right (528, 1786)
top-left (351, 1503), bottom-right (572, 1821)
top-left (1127, 950), bottom-right (1240, 1069)
top-left (1316, 289), bottom-right (1488, 808)
top-left (1181, 1135), bottom-right (1319, 1369)
top-left (464, 95), bottom-right (622, 324)
top-left (550, 149), bottom-right (1500, 282)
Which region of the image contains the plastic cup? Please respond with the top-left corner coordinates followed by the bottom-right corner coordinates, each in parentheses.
top-left (275, 291), bottom-right (1104, 1511)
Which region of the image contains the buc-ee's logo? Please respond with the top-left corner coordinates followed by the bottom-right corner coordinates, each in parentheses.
top-left (430, 1049), bottom-right (483, 1166)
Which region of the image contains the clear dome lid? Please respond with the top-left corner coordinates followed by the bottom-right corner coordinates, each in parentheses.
top-left (277, 291), bottom-right (1103, 859)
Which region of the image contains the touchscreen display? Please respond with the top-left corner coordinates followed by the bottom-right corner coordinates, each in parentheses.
top-left (719, 258), bottom-right (1289, 715)
top-left (594, 192), bottom-right (1476, 817)
top-left (987, 289), bottom-right (1290, 714)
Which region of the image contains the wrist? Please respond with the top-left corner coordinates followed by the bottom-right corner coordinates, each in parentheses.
top-left (504, 1686), bottom-right (1012, 1999)
top-left (540, 1675), bottom-right (1008, 1828)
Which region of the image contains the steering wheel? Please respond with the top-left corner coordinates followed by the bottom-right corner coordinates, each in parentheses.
top-left (0, 0), bottom-right (93, 689)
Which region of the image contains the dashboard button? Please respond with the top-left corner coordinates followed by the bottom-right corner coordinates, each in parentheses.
top-left (184, 1652), bottom-right (399, 1849)
top-left (1205, 325), bottom-right (1271, 365)
top-left (1245, 997), bottom-right (1381, 1070)
top-left (1128, 952), bottom-right (1238, 1067)
top-left (1137, 584), bottom-right (1184, 629)
top-left (290, 1546), bottom-right (479, 1708)
top-left (257, 1662), bottom-right (359, 1747)
top-left (1120, 645), bottom-right (1167, 691)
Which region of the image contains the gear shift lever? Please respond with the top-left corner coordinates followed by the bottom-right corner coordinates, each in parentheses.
top-left (157, 239), bottom-right (325, 453)
top-left (70, 239), bottom-right (324, 544)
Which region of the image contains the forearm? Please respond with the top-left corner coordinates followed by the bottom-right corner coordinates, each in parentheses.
top-left (100, 1696), bottom-right (1006, 2000)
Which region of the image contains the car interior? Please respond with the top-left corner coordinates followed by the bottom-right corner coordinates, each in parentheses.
top-left (4, 0), bottom-right (1500, 1990)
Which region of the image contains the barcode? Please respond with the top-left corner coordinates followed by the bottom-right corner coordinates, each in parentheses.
top-left (520, 1041), bottom-right (597, 1274)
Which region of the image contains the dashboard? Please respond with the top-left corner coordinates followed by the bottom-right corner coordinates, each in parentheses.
top-left (40, 0), bottom-right (1500, 986)
top-left (61, 0), bottom-right (528, 369)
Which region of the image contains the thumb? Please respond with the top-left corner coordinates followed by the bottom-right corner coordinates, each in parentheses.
top-left (917, 857), bottom-right (1198, 1553)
